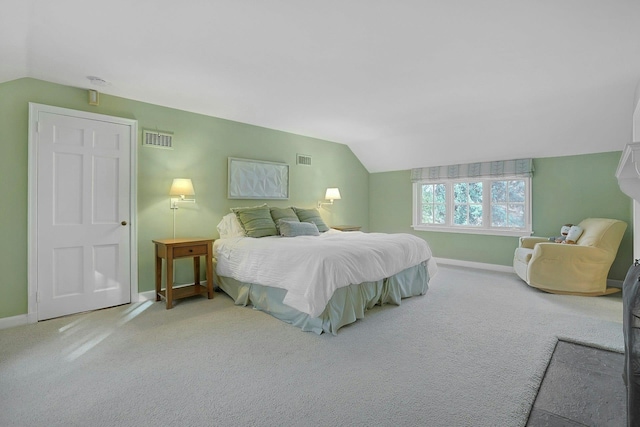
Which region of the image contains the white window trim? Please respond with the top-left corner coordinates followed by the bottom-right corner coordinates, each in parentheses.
top-left (411, 176), bottom-right (533, 237)
top-left (411, 224), bottom-right (532, 237)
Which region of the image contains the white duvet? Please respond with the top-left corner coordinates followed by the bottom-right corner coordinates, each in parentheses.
top-left (214, 229), bottom-right (436, 317)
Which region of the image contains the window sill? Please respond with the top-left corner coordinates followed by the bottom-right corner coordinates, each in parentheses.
top-left (411, 225), bottom-right (533, 237)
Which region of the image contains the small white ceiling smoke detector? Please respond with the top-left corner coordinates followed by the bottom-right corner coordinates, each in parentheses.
top-left (87, 76), bottom-right (110, 86)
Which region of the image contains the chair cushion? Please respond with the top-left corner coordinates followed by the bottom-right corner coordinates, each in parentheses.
top-left (576, 218), bottom-right (625, 251)
top-left (515, 247), bottom-right (534, 264)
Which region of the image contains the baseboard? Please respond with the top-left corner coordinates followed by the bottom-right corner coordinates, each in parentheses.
top-left (0, 282), bottom-right (209, 329)
top-left (139, 290), bottom-right (156, 301)
top-left (607, 279), bottom-right (623, 289)
top-left (434, 257), bottom-right (514, 273)
top-left (1, 274), bottom-right (620, 329)
top-left (434, 257), bottom-right (625, 288)
top-left (0, 314), bottom-right (29, 330)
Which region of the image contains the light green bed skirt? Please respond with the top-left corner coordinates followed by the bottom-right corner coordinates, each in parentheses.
top-left (214, 261), bottom-right (430, 335)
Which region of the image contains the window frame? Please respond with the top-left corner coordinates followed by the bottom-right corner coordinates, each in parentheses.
top-left (412, 175), bottom-right (532, 237)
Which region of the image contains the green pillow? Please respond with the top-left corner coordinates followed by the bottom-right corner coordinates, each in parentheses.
top-left (231, 205), bottom-right (277, 238)
top-left (293, 207), bottom-right (329, 233)
top-left (270, 207), bottom-right (299, 233)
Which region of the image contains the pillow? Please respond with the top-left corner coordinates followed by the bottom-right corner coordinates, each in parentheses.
top-left (279, 219), bottom-right (320, 237)
top-left (231, 204), bottom-right (278, 238)
top-left (565, 225), bottom-right (584, 244)
top-left (216, 213), bottom-right (246, 239)
top-left (270, 207), bottom-right (299, 233)
top-left (293, 207), bottom-right (329, 233)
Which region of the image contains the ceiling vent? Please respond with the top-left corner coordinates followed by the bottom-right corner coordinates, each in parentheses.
top-left (296, 154), bottom-right (312, 166)
top-left (142, 129), bottom-right (173, 149)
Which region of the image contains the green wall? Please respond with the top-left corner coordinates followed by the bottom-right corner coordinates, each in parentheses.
top-left (1, 77), bottom-right (634, 321)
top-left (0, 78), bottom-right (369, 319)
top-left (370, 152), bottom-right (633, 280)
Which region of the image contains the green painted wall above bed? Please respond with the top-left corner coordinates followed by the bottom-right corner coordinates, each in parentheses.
top-left (0, 78), bottom-right (369, 320)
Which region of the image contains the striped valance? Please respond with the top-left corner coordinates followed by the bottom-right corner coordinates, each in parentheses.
top-left (411, 158), bottom-right (534, 182)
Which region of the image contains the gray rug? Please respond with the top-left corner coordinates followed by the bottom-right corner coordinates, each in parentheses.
top-left (527, 340), bottom-right (626, 426)
top-left (0, 266), bottom-right (624, 427)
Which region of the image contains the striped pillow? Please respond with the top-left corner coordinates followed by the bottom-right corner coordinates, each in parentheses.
top-left (270, 207), bottom-right (299, 234)
top-left (231, 205), bottom-right (277, 238)
top-left (293, 207), bottom-right (329, 233)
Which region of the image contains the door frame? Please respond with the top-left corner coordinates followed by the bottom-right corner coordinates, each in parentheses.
top-left (27, 103), bottom-right (139, 323)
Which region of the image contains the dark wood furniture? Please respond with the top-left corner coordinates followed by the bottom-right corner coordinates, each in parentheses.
top-left (153, 238), bottom-right (214, 309)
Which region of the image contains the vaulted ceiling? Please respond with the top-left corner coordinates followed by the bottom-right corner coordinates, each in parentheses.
top-left (3, 1), bottom-right (640, 172)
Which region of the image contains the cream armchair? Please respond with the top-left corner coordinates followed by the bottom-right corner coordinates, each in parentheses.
top-left (513, 218), bottom-right (627, 295)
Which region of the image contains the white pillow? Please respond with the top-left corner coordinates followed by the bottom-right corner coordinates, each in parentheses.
top-left (565, 225), bottom-right (583, 244)
top-left (216, 213), bottom-right (246, 239)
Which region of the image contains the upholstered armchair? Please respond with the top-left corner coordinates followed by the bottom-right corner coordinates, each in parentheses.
top-left (513, 218), bottom-right (627, 295)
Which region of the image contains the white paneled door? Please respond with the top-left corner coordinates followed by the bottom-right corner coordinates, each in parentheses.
top-left (32, 106), bottom-right (136, 321)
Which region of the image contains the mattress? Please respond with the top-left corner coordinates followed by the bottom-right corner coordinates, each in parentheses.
top-left (214, 229), bottom-right (435, 317)
top-left (213, 230), bottom-right (437, 333)
top-left (215, 260), bottom-right (433, 335)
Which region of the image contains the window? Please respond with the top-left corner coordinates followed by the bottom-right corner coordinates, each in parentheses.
top-left (420, 183), bottom-right (446, 224)
top-left (411, 160), bottom-right (533, 236)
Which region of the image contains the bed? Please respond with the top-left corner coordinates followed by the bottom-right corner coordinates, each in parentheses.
top-left (213, 210), bottom-right (437, 334)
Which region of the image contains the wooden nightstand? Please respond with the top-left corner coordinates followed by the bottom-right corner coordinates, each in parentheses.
top-left (153, 238), bottom-right (214, 309)
top-left (331, 225), bottom-right (362, 232)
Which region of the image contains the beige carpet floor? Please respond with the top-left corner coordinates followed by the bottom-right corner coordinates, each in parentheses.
top-left (0, 266), bottom-right (624, 426)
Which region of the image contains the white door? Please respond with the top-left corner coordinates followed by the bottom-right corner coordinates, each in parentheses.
top-left (33, 107), bottom-right (135, 320)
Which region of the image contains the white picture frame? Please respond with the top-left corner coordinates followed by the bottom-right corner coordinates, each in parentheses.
top-left (228, 157), bottom-right (290, 199)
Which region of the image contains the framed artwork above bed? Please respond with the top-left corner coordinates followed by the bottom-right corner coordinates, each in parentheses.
top-left (228, 157), bottom-right (289, 199)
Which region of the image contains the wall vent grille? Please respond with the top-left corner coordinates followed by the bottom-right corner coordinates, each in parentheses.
top-left (142, 130), bottom-right (173, 149)
top-left (296, 154), bottom-right (312, 166)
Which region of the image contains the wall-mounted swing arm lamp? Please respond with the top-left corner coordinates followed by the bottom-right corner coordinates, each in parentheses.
top-left (169, 178), bottom-right (196, 209)
top-left (318, 187), bottom-right (341, 209)
top-left (169, 178), bottom-right (196, 239)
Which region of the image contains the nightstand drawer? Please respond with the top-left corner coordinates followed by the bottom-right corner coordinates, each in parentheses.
top-left (173, 244), bottom-right (208, 258)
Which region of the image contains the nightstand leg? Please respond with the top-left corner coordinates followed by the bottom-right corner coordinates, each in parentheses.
top-left (155, 246), bottom-right (161, 302)
top-left (166, 250), bottom-right (173, 309)
top-left (206, 241), bottom-right (214, 299)
top-left (194, 256), bottom-right (201, 294)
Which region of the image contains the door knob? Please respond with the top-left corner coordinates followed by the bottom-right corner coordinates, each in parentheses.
top-left (121, 221), bottom-right (128, 226)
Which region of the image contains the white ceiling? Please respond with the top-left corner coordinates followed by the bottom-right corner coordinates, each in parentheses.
top-left (3, 0), bottom-right (640, 172)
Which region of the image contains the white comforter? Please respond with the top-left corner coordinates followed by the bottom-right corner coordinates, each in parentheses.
top-left (214, 229), bottom-right (436, 317)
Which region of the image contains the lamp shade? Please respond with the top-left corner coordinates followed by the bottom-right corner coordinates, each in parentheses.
top-left (169, 178), bottom-right (195, 196)
top-left (325, 187), bottom-right (341, 200)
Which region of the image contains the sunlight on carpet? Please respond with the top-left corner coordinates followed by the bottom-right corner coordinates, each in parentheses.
top-left (0, 266), bottom-right (623, 427)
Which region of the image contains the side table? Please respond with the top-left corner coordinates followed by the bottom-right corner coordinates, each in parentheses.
top-left (153, 237), bottom-right (214, 309)
top-left (331, 225), bottom-right (362, 232)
